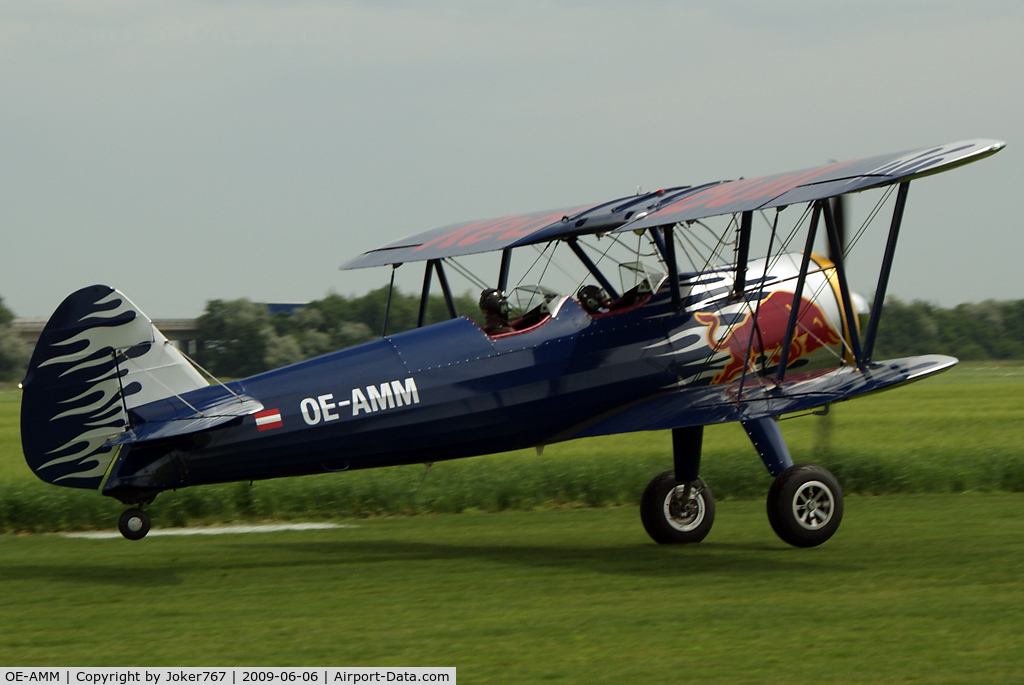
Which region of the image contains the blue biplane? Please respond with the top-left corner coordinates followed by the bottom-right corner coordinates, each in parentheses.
top-left (20, 139), bottom-right (1004, 546)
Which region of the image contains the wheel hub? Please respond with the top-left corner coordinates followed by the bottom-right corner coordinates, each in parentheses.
top-left (664, 485), bottom-right (705, 532)
top-left (792, 480), bottom-right (834, 530)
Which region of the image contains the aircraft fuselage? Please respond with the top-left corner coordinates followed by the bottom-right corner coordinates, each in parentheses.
top-left (102, 254), bottom-right (848, 503)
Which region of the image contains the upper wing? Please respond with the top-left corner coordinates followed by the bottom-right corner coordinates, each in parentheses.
top-left (341, 203), bottom-right (599, 270)
top-left (341, 139), bottom-right (1004, 270)
top-left (340, 187), bottom-right (690, 270)
top-left (618, 139), bottom-right (1004, 231)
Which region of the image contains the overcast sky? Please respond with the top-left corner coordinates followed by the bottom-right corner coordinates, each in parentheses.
top-left (2, 0), bottom-right (1021, 318)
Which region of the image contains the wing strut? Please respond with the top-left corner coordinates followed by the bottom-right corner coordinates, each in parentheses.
top-left (861, 181), bottom-right (910, 363)
top-left (732, 211), bottom-right (752, 298)
top-left (416, 261), bottom-right (433, 328)
top-left (737, 209), bottom-right (780, 400)
top-left (435, 260), bottom-right (458, 319)
top-left (662, 226), bottom-right (682, 311)
top-left (648, 227), bottom-right (682, 310)
top-left (416, 259), bottom-right (459, 329)
top-left (649, 226), bottom-right (668, 260)
top-left (497, 248), bottom-right (512, 293)
top-left (566, 237), bottom-right (619, 299)
top-left (822, 199), bottom-right (864, 368)
top-left (776, 203), bottom-right (822, 383)
top-left (381, 265), bottom-right (397, 337)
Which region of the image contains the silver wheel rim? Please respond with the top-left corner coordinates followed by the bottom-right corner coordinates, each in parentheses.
top-left (127, 516), bottom-right (144, 533)
top-left (663, 485), bottom-right (705, 532)
top-left (792, 480), bottom-right (834, 530)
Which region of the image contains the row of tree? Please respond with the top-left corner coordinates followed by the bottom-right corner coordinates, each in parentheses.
top-left (871, 298), bottom-right (1024, 361)
top-left (192, 294), bottom-right (1024, 378)
top-left (2, 292), bottom-right (1024, 382)
top-left (0, 297), bottom-right (30, 382)
top-left (193, 287), bottom-right (482, 378)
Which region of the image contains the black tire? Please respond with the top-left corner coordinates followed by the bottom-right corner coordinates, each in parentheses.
top-left (640, 471), bottom-right (715, 544)
top-left (118, 508), bottom-right (151, 541)
top-left (766, 464), bottom-right (843, 547)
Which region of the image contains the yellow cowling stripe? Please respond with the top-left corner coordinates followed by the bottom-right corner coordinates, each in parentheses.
top-left (808, 252), bottom-right (858, 366)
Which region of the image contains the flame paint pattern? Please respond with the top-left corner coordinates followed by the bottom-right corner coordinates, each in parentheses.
top-left (20, 286), bottom-right (206, 489)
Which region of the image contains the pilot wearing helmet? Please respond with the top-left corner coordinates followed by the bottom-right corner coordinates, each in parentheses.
top-left (577, 285), bottom-right (611, 315)
top-left (479, 289), bottom-right (514, 336)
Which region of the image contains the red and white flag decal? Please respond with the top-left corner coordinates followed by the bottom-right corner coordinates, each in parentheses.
top-left (254, 409), bottom-right (283, 432)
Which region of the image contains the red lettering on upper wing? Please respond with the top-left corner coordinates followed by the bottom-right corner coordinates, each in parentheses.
top-left (412, 206), bottom-right (597, 253)
top-left (413, 222), bottom-right (490, 252)
top-left (412, 211), bottom-right (564, 252)
top-left (649, 161), bottom-right (856, 220)
top-left (460, 213), bottom-right (557, 246)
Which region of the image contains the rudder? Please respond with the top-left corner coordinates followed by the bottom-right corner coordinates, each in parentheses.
top-left (20, 285), bottom-right (208, 489)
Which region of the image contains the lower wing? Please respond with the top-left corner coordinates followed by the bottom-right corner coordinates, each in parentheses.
top-left (570, 355), bottom-right (956, 438)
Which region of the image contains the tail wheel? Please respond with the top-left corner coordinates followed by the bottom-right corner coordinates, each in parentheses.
top-left (767, 464), bottom-right (843, 547)
top-left (641, 471), bottom-right (715, 544)
top-left (118, 508), bottom-right (151, 541)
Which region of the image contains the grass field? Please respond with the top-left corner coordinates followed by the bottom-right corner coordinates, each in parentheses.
top-left (1, 495), bottom-right (1022, 681)
top-left (2, 367), bottom-right (1024, 678)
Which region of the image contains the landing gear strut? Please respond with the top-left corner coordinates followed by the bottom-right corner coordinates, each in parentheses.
top-left (118, 508), bottom-right (151, 541)
top-left (745, 417), bottom-right (844, 547)
top-left (641, 425), bottom-right (715, 544)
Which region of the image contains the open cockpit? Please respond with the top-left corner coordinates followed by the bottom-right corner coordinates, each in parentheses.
top-left (478, 259), bottom-right (668, 338)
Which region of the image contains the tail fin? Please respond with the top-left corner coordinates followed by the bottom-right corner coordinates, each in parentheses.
top-left (20, 285), bottom-right (208, 489)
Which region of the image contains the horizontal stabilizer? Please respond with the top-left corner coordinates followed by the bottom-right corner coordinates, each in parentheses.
top-left (107, 390), bottom-right (264, 446)
top-left (571, 355), bottom-right (957, 438)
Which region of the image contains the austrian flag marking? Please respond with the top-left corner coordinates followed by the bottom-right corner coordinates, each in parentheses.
top-left (254, 408), bottom-right (283, 432)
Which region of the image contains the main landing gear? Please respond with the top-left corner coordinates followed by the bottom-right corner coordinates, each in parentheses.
top-left (640, 472), bottom-right (714, 544)
top-left (118, 508), bottom-right (151, 540)
top-left (640, 419), bottom-right (843, 547)
top-left (640, 425), bottom-right (714, 544)
top-left (765, 464), bottom-right (843, 547)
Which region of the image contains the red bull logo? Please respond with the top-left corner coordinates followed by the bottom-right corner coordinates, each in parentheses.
top-left (694, 290), bottom-right (843, 384)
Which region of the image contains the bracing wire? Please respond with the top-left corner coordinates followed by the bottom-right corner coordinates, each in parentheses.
top-left (762, 204), bottom-right (812, 276)
top-left (673, 226), bottom-right (701, 274)
top-left (686, 218), bottom-right (734, 274)
top-left (175, 347), bottom-right (241, 399)
top-left (844, 185), bottom-right (896, 258)
top-left (572, 236), bottom-right (623, 294)
top-left (535, 241), bottom-right (559, 286)
top-left (515, 242), bottom-right (553, 289)
top-left (529, 242), bottom-right (578, 284)
top-left (682, 219), bottom-right (727, 265)
top-left (121, 353), bottom-right (205, 416)
top-left (443, 257), bottom-right (490, 291)
top-left (792, 189), bottom-right (898, 365)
